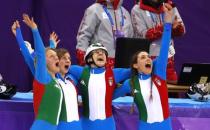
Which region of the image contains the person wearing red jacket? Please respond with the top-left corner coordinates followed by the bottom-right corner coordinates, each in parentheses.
top-left (131, 0), bottom-right (185, 84)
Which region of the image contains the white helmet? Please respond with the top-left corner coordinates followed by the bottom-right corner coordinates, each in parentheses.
top-left (84, 43), bottom-right (108, 62)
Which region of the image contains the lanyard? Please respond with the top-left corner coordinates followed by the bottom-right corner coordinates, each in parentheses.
top-left (150, 12), bottom-right (164, 25)
top-left (102, 5), bottom-right (124, 30)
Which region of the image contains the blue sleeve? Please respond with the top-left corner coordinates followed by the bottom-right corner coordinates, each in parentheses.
top-left (16, 28), bottom-right (35, 75)
top-left (32, 28), bottom-right (51, 84)
top-left (154, 23), bottom-right (172, 80)
top-left (113, 68), bottom-right (131, 83)
top-left (66, 74), bottom-right (78, 86)
top-left (68, 65), bottom-right (84, 81)
top-left (49, 39), bottom-right (56, 49)
top-left (113, 79), bottom-right (131, 99)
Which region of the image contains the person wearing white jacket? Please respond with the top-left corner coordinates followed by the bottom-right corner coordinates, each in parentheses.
top-left (76, 0), bottom-right (133, 68)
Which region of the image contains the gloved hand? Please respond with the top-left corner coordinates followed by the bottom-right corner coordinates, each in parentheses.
top-left (146, 24), bottom-right (163, 41)
top-left (76, 49), bottom-right (86, 66)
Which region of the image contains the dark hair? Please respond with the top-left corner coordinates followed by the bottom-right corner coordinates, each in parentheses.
top-left (129, 50), bottom-right (143, 113)
top-left (85, 52), bottom-right (94, 65)
top-left (96, 0), bottom-right (107, 4)
top-left (142, 0), bottom-right (168, 8)
top-left (55, 48), bottom-right (70, 60)
top-left (130, 50), bottom-right (147, 77)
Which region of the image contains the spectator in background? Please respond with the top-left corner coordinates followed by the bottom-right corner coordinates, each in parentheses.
top-left (131, 0), bottom-right (185, 84)
top-left (76, 0), bottom-right (133, 68)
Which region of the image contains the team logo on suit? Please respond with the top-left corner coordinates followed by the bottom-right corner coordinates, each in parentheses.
top-left (108, 77), bottom-right (113, 86)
